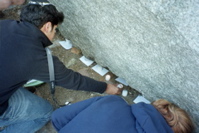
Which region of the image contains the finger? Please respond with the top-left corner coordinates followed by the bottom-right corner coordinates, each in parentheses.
top-left (116, 88), bottom-right (122, 95)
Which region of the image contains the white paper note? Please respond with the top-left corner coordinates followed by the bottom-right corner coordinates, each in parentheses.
top-left (92, 65), bottom-right (109, 76)
top-left (133, 95), bottom-right (151, 104)
top-left (59, 39), bottom-right (72, 50)
top-left (79, 56), bottom-right (94, 66)
top-left (115, 77), bottom-right (128, 86)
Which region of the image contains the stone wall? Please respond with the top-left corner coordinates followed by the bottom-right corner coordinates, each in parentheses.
top-left (49, 0), bottom-right (199, 131)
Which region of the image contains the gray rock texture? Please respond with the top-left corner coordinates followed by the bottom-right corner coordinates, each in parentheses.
top-left (49, 0), bottom-right (199, 131)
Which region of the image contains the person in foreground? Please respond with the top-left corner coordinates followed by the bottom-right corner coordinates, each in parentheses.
top-left (0, 4), bottom-right (120, 133)
top-left (52, 95), bottom-right (195, 133)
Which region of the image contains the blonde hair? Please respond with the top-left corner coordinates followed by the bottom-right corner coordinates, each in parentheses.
top-left (152, 99), bottom-right (195, 133)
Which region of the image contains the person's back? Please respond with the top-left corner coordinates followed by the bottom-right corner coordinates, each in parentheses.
top-left (0, 19), bottom-right (52, 114)
top-left (51, 95), bottom-right (175, 133)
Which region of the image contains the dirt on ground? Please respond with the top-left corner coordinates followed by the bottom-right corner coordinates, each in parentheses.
top-left (1, 6), bottom-right (140, 133)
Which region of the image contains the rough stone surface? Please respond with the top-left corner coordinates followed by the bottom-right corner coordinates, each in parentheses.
top-left (49, 0), bottom-right (199, 132)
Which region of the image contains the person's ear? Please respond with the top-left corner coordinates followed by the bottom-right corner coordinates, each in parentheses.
top-left (40, 22), bottom-right (52, 33)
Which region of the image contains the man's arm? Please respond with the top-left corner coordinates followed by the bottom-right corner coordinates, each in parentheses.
top-left (34, 55), bottom-right (120, 94)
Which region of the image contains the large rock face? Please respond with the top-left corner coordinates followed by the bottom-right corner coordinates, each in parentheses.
top-left (49, 0), bottom-right (199, 131)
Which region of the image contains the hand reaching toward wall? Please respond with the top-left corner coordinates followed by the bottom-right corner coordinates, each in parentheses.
top-left (105, 84), bottom-right (122, 95)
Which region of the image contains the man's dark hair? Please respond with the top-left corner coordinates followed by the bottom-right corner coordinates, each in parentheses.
top-left (20, 4), bottom-right (64, 29)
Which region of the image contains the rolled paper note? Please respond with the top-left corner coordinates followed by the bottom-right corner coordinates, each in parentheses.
top-left (122, 90), bottom-right (128, 97)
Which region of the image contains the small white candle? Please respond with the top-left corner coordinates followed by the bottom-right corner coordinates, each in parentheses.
top-left (117, 84), bottom-right (123, 89)
top-left (105, 74), bottom-right (111, 81)
top-left (122, 90), bottom-right (128, 97)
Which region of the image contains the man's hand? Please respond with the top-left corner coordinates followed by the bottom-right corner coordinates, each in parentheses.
top-left (104, 84), bottom-right (122, 95)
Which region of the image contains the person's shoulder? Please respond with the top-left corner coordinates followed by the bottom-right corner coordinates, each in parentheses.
top-left (0, 19), bottom-right (19, 31)
top-left (104, 95), bottom-right (123, 100)
top-left (131, 102), bottom-right (173, 133)
top-left (99, 95), bottom-right (128, 104)
top-left (0, 19), bottom-right (23, 27)
top-left (132, 102), bottom-right (156, 113)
